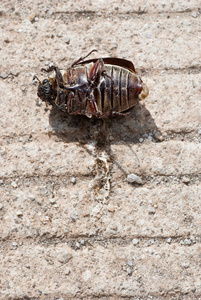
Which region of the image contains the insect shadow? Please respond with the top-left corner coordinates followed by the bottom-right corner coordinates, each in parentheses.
top-left (48, 104), bottom-right (162, 178)
top-left (48, 103), bottom-right (161, 145)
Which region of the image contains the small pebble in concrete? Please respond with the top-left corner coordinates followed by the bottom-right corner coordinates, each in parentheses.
top-left (148, 207), bottom-right (156, 214)
top-left (182, 176), bottom-right (190, 184)
top-left (181, 262), bottom-right (189, 269)
top-left (155, 134), bottom-right (164, 142)
top-left (127, 174), bottom-right (143, 184)
top-left (62, 36), bottom-right (70, 44)
top-left (107, 205), bottom-right (115, 212)
top-left (149, 248), bottom-right (154, 254)
top-left (65, 267), bottom-right (71, 275)
top-left (16, 210), bottom-right (23, 216)
top-left (12, 242), bottom-right (18, 249)
top-left (132, 238), bottom-right (139, 245)
top-left (83, 270), bottom-right (91, 282)
top-left (127, 267), bottom-right (132, 275)
top-left (127, 260), bottom-right (133, 266)
top-left (190, 236), bottom-right (196, 243)
top-left (29, 193), bottom-right (36, 201)
top-left (58, 252), bottom-right (72, 264)
top-left (191, 11), bottom-right (197, 18)
top-left (11, 181), bottom-right (18, 188)
top-left (70, 177), bottom-right (76, 184)
top-left (184, 239), bottom-right (191, 245)
top-left (0, 71), bottom-right (8, 79)
top-left (75, 242), bottom-right (80, 249)
top-left (50, 198), bottom-right (56, 204)
top-left (29, 12), bottom-right (36, 22)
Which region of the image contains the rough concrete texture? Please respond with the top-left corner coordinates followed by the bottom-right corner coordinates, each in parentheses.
top-left (0, 0), bottom-right (201, 299)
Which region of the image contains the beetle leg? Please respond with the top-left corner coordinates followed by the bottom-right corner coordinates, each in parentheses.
top-left (68, 50), bottom-right (98, 83)
top-left (89, 59), bottom-right (113, 84)
top-left (86, 93), bottom-right (101, 117)
top-left (96, 110), bottom-right (129, 119)
top-left (67, 92), bottom-right (99, 117)
top-left (88, 59), bottom-right (101, 82)
top-left (67, 92), bottom-right (74, 113)
top-left (111, 111), bottom-right (131, 117)
top-left (69, 92), bottom-right (100, 118)
top-left (99, 59), bottom-right (114, 82)
top-left (68, 92), bottom-right (101, 118)
top-left (41, 66), bottom-right (64, 84)
top-left (102, 71), bottom-right (113, 82)
top-left (69, 109), bottom-right (86, 116)
top-left (71, 49), bottom-right (98, 68)
top-left (88, 96), bottom-right (100, 116)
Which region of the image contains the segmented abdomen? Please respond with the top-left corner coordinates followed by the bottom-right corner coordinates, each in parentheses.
top-left (94, 64), bottom-right (141, 116)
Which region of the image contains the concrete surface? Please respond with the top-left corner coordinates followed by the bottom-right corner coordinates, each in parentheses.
top-left (0, 0), bottom-right (201, 299)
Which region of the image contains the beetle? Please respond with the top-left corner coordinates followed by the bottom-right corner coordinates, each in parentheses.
top-left (33, 50), bottom-right (149, 118)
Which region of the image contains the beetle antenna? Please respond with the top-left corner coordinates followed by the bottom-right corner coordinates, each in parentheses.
top-left (33, 75), bottom-right (41, 83)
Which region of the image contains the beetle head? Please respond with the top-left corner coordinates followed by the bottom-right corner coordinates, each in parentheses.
top-left (37, 79), bottom-right (57, 104)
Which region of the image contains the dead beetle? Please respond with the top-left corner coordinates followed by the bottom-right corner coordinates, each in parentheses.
top-left (34, 50), bottom-right (149, 118)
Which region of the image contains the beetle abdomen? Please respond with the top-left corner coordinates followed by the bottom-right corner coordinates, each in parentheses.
top-left (94, 64), bottom-right (142, 116)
